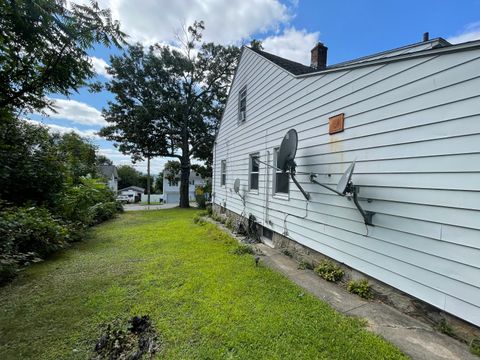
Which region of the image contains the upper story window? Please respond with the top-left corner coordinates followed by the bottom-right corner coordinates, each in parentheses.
top-left (168, 179), bottom-right (179, 187)
top-left (221, 160), bottom-right (226, 186)
top-left (238, 85), bottom-right (247, 123)
top-left (273, 148), bottom-right (289, 195)
top-left (249, 153), bottom-right (259, 191)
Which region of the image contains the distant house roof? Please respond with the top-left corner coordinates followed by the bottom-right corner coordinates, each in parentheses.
top-left (119, 186), bottom-right (145, 193)
top-left (249, 37), bottom-right (453, 76)
top-left (98, 165), bottom-right (118, 179)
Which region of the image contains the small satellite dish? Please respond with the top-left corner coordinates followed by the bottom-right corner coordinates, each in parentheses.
top-left (277, 129), bottom-right (298, 172)
top-left (336, 160), bottom-right (356, 195)
top-left (233, 178), bottom-right (245, 205)
top-left (234, 178), bottom-right (240, 194)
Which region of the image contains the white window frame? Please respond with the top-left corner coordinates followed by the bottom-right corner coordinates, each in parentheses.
top-left (220, 160), bottom-right (226, 187)
top-left (238, 85), bottom-right (247, 123)
top-left (273, 148), bottom-right (289, 198)
top-left (249, 153), bottom-right (260, 192)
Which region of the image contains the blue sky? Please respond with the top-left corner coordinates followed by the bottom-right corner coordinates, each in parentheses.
top-left (29, 0), bottom-right (480, 175)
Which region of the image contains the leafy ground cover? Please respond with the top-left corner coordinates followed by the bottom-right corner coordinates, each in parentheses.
top-left (0, 209), bottom-right (406, 359)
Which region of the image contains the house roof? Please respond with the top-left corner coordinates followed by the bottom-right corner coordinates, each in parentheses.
top-left (98, 165), bottom-right (118, 179)
top-left (249, 38), bottom-right (454, 76)
top-left (249, 47), bottom-right (317, 75)
top-left (119, 186), bottom-right (145, 192)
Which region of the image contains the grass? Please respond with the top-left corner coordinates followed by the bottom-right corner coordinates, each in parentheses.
top-left (0, 209), bottom-right (406, 359)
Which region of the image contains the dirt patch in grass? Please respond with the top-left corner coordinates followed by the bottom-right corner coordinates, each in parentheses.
top-left (93, 315), bottom-right (160, 359)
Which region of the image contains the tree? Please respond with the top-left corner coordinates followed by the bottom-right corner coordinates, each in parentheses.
top-left (154, 172), bottom-right (164, 194)
top-left (0, 0), bottom-right (125, 113)
top-left (250, 39), bottom-right (264, 50)
top-left (56, 132), bottom-right (97, 184)
top-left (96, 155), bottom-right (113, 166)
top-left (0, 116), bottom-right (64, 206)
top-left (117, 165), bottom-right (142, 190)
top-left (99, 44), bottom-right (168, 204)
top-left (101, 21), bottom-right (240, 207)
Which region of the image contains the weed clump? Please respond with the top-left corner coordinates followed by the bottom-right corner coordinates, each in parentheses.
top-left (436, 318), bottom-right (454, 336)
top-left (314, 260), bottom-right (345, 282)
top-left (281, 249), bottom-right (293, 258)
top-left (232, 244), bottom-right (254, 255)
top-left (470, 338), bottom-right (480, 356)
top-left (93, 315), bottom-right (160, 359)
top-left (193, 215), bottom-right (206, 225)
top-left (297, 259), bottom-right (314, 270)
top-left (347, 279), bottom-right (373, 299)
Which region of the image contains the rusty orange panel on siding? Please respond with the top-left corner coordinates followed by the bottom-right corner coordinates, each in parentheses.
top-left (329, 113), bottom-right (345, 134)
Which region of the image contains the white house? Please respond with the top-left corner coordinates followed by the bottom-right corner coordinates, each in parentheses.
top-left (162, 169), bottom-right (207, 204)
top-left (212, 37), bottom-right (480, 327)
top-left (97, 165), bottom-right (119, 192)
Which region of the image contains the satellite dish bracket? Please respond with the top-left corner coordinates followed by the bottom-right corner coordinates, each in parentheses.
top-left (348, 183), bottom-right (375, 226)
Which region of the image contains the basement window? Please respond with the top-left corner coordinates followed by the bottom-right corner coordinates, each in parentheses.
top-left (238, 85), bottom-right (247, 123)
top-left (273, 148), bottom-right (289, 195)
top-left (249, 153), bottom-right (259, 191)
top-left (262, 227), bottom-right (273, 240)
top-left (221, 160), bottom-right (226, 186)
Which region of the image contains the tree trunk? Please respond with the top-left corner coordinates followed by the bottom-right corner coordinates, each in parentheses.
top-left (179, 155), bottom-right (190, 208)
top-left (147, 156), bottom-right (151, 205)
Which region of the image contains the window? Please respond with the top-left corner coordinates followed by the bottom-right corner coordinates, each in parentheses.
top-left (273, 148), bottom-right (289, 195)
top-left (238, 85), bottom-right (247, 123)
top-left (168, 179), bottom-right (178, 187)
top-left (249, 153), bottom-right (260, 191)
top-left (189, 179), bottom-right (195, 185)
top-left (221, 160), bottom-right (226, 186)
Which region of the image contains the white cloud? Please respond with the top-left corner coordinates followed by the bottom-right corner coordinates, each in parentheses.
top-left (76, 0), bottom-right (292, 45)
top-left (41, 98), bottom-right (105, 126)
top-left (90, 56), bottom-right (112, 79)
top-left (447, 22), bottom-right (480, 44)
top-left (97, 148), bottom-right (169, 175)
top-left (262, 27), bottom-right (320, 64)
top-left (26, 120), bottom-right (100, 139)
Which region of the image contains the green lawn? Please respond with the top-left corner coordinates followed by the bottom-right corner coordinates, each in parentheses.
top-left (0, 209), bottom-right (406, 359)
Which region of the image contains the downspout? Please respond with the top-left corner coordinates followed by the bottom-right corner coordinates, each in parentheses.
top-left (264, 129), bottom-right (271, 225)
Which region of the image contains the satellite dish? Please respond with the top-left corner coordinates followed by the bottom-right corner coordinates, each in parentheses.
top-left (234, 178), bottom-right (240, 194)
top-left (277, 129), bottom-right (298, 172)
top-left (233, 178), bottom-right (245, 205)
top-left (336, 160), bottom-right (356, 195)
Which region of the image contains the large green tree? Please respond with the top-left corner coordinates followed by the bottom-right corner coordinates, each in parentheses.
top-left (0, 0), bottom-right (125, 113)
top-left (101, 21), bottom-right (240, 207)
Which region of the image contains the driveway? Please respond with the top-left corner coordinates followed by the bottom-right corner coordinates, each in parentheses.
top-left (123, 203), bottom-right (179, 211)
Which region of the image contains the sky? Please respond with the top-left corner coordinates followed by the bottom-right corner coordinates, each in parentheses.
top-left (29, 0), bottom-right (480, 175)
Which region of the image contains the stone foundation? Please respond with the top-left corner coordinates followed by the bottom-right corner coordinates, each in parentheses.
top-left (212, 203), bottom-right (480, 345)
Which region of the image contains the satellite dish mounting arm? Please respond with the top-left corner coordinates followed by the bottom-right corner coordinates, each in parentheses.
top-left (288, 161), bottom-right (310, 200)
top-left (309, 174), bottom-right (344, 196)
top-left (346, 183), bottom-right (375, 226)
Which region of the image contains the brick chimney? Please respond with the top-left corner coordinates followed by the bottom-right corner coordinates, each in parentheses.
top-left (311, 42), bottom-right (328, 70)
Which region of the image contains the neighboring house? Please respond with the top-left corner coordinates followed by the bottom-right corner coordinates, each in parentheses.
top-left (97, 165), bottom-right (119, 193)
top-left (118, 186), bottom-right (145, 203)
top-left (213, 37), bottom-right (480, 327)
top-left (162, 169), bottom-right (207, 204)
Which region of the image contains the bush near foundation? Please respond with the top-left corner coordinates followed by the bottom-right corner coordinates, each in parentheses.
top-left (314, 260), bottom-right (345, 282)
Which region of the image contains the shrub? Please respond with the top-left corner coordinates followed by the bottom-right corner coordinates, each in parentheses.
top-left (347, 279), bottom-right (373, 299)
top-left (194, 186), bottom-right (207, 209)
top-left (225, 216), bottom-right (235, 231)
top-left (0, 206), bottom-right (75, 283)
top-left (232, 244), bottom-right (254, 255)
top-left (206, 205), bottom-right (213, 216)
top-left (59, 178), bottom-right (119, 225)
top-left (314, 260), bottom-right (345, 282)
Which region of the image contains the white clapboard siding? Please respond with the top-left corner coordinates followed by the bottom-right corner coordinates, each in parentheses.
top-left (213, 44), bottom-right (480, 326)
